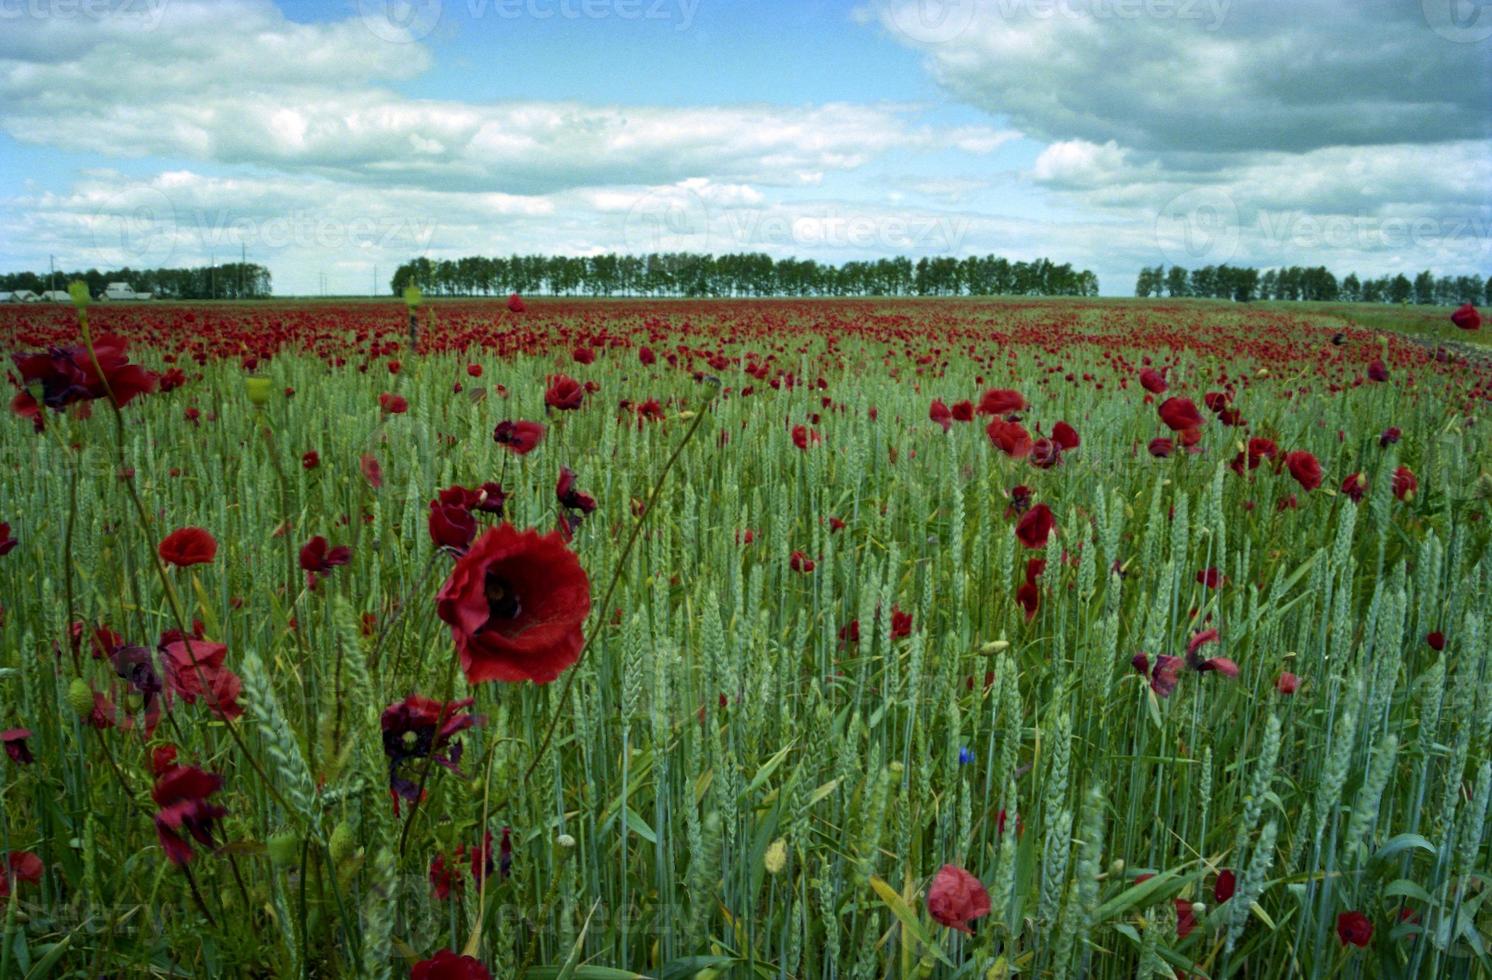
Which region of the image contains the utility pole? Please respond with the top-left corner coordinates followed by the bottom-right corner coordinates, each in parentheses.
top-left (240, 242), bottom-right (245, 298)
top-left (209, 251), bottom-right (215, 300)
top-left (374, 264), bottom-right (378, 298)
top-left (49, 255), bottom-right (55, 294)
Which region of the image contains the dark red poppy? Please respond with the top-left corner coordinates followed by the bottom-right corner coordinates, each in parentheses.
top-left (1196, 567), bottom-right (1222, 589)
top-left (301, 451), bottom-right (320, 470)
top-left (1426, 631), bottom-right (1445, 651)
top-left (1015, 503), bottom-right (1054, 549)
top-left (1392, 466), bottom-right (1417, 501)
top-left (2, 728), bottom-right (33, 765)
top-left (378, 392), bottom-right (408, 414)
top-left (572, 346), bottom-right (595, 365)
top-left (1158, 397), bottom-right (1203, 432)
top-left (466, 363), bottom-right (483, 378)
top-left (545, 375), bottom-right (584, 411)
top-left (1450, 302), bottom-right (1480, 331)
top-left (1367, 359), bottom-right (1389, 382)
top-left (951, 400), bottom-right (974, 422)
top-left (0, 522), bottom-right (15, 557)
top-left (929, 399), bottom-right (952, 432)
top-left (1379, 426), bottom-right (1401, 447)
top-left (1030, 438), bottom-right (1061, 469)
top-left (299, 536), bottom-right (352, 580)
top-left (639, 346), bottom-right (656, 365)
top-left (1148, 437), bottom-right (1174, 458)
top-left (1052, 421), bottom-right (1080, 450)
top-left (0, 851), bottom-right (43, 899)
top-left (381, 694), bottom-right (480, 802)
top-left (555, 467), bottom-right (597, 540)
top-left (1285, 451), bottom-right (1322, 491)
top-left (977, 388), bottom-right (1026, 415)
top-left (493, 419), bottom-right (545, 455)
top-left (160, 639), bottom-right (243, 720)
top-left (429, 499), bottom-right (478, 551)
top-left (790, 551), bottom-right (816, 573)
top-left (1132, 653), bottom-right (1182, 698)
top-left (429, 852), bottom-right (461, 900)
top-left (1215, 868), bottom-right (1237, 903)
top-left (1016, 581), bottom-right (1039, 620)
top-left (1246, 437), bottom-right (1277, 469)
top-left (11, 333), bottom-right (158, 412)
top-left (506, 293), bottom-right (526, 314)
top-left (986, 418), bottom-right (1032, 458)
top-left (1341, 471), bottom-right (1368, 503)
top-left (890, 605), bottom-right (912, 639)
top-left (1139, 368), bottom-right (1167, 394)
top-left (413, 949), bottom-right (493, 980)
top-left (158, 527), bottom-right (218, 568)
top-left (791, 424), bottom-right (821, 449)
top-left (1175, 899), bottom-right (1197, 938)
top-left (152, 763), bottom-right (228, 864)
top-left (927, 864), bottom-right (991, 934)
top-left (1276, 671), bottom-right (1299, 694)
top-left (1337, 910), bottom-right (1373, 948)
top-left (360, 454), bottom-right (383, 489)
top-left (435, 524), bottom-right (591, 684)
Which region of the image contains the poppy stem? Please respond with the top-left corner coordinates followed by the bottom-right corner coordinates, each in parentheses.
top-left (518, 382), bottom-right (719, 791)
top-left (395, 656), bottom-right (460, 857)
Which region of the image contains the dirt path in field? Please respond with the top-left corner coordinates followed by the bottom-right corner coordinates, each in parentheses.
top-left (1328, 313), bottom-right (1492, 369)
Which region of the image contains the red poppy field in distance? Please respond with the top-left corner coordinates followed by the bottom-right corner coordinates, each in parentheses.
top-left (1, 294), bottom-right (1489, 977)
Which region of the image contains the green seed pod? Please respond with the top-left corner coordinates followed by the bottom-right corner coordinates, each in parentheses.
top-left (267, 830), bottom-right (301, 868)
top-left (329, 821), bottom-right (357, 864)
top-left (67, 677), bottom-right (94, 716)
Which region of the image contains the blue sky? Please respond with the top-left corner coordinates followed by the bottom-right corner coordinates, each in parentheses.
top-left (0, 0), bottom-right (1487, 294)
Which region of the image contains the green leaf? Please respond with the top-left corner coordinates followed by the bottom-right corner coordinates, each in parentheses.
top-left (1372, 833), bottom-right (1436, 863)
top-left (867, 875), bottom-right (954, 968)
top-left (623, 807), bottom-right (657, 845)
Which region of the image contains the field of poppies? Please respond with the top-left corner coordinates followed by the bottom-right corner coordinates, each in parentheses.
top-left (0, 291), bottom-right (1489, 978)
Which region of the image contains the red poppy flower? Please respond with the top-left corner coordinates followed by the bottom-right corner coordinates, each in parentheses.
top-left (0, 522), bottom-right (15, 557)
top-left (493, 419), bottom-right (545, 455)
top-left (1215, 868), bottom-right (1237, 903)
top-left (1450, 302), bottom-right (1480, 331)
top-left (986, 418), bottom-right (1033, 458)
top-left (301, 451), bottom-right (320, 470)
top-left (160, 639), bottom-right (244, 720)
top-left (929, 399), bottom-right (952, 432)
top-left (1158, 397), bottom-right (1203, 432)
top-left (1148, 437), bottom-right (1174, 458)
top-left (1015, 503), bottom-right (1054, 549)
top-left (1030, 438), bottom-right (1061, 469)
top-left (890, 605), bottom-right (912, 639)
top-left (1285, 451), bottom-right (1322, 491)
top-left (639, 346), bottom-right (656, 365)
top-left (791, 424), bottom-right (821, 449)
top-left (927, 864), bottom-right (991, 934)
top-left (429, 498), bottom-right (478, 551)
top-left (436, 524), bottom-right (591, 684)
top-left (1196, 567), bottom-right (1222, 589)
top-left (1016, 581), bottom-right (1040, 620)
top-left (1175, 899), bottom-right (1197, 938)
top-left (1367, 359), bottom-right (1389, 382)
top-left (1426, 631), bottom-right (1445, 651)
top-left (1379, 426), bottom-right (1401, 447)
top-left (977, 388), bottom-right (1026, 415)
top-left (152, 763), bottom-right (227, 864)
top-left (951, 400), bottom-right (974, 422)
top-left (1132, 653), bottom-right (1182, 698)
top-left (1392, 466), bottom-right (1417, 501)
top-left (790, 551), bottom-right (816, 573)
top-left (413, 949), bottom-right (493, 980)
top-left (466, 363), bottom-right (483, 378)
top-left (1139, 368), bottom-right (1167, 394)
top-left (381, 694), bottom-right (480, 801)
top-left (0, 851), bottom-right (43, 899)
top-left (1276, 672), bottom-right (1299, 695)
top-left (360, 454), bottom-right (383, 489)
top-left (1341, 471), bottom-right (1368, 503)
top-left (545, 375), bottom-right (584, 411)
top-left (429, 852), bottom-right (461, 900)
top-left (11, 333), bottom-right (158, 412)
top-left (2, 728), bottom-right (33, 765)
top-left (378, 392), bottom-right (408, 415)
top-left (506, 293), bottom-right (526, 314)
top-left (158, 527), bottom-right (218, 568)
top-left (299, 536), bottom-right (352, 579)
top-left (555, 467), bottom-right (597, 520)
top-left (1336, 910), bottom-right (1373, 948)
top-left (1051, 421), bottom-right (1080, 450)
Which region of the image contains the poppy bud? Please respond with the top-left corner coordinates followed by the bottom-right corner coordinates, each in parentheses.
top-left (329, 821), bottom-right (357, 864)
top-left (267, 830), bottom-right (301, 868)
top-left (402, 285), bottom-right (422, 309)
top-left (68, 280), bottom-right (91, 307)
top-left (67, 677), bottom-right (94, 716)
top-left (245, 375), bottom-right (273, 408)
top-left (764, 838), bottom-right (787, 875)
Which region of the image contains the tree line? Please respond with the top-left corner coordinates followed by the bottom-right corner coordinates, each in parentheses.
top-left (0, 263), bottom-right (272, 300)
top-left (1135, 264), bottom-right (1490, 305)
top-left (390, 252), bottom-right (1100, 298)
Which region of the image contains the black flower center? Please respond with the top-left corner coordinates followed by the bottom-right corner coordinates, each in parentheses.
top-left (484, 572), bottom-right (522, 621)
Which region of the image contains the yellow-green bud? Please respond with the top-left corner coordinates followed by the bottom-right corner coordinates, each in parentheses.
top-left (764, 837), bottom-right (787, 875)
top-left (244, 375), bottom-right (273, 407)
top-left (267, 830), bottom-right (300, 868)
top-left (328, 821), bottom-right (357, 864)
top-left (68, 281), bottom-right (91, 307)
top-left (67, 678), bottom-right (94, 716)
top-left (402, 285), bottom-right (423, 309)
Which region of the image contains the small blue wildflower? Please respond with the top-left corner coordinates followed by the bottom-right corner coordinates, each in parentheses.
top-left (958, 747), bottom-right (975, 765)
